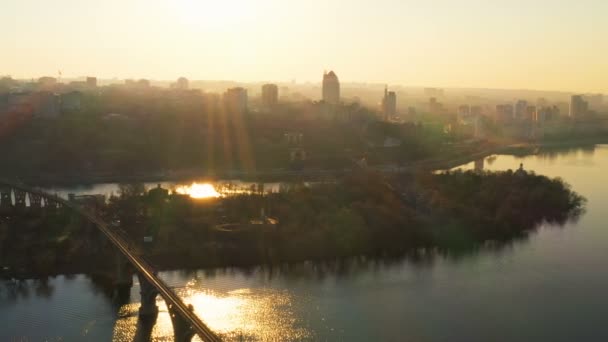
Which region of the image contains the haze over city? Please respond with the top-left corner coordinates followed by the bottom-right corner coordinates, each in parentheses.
top-left (2, 0), bottom-right (607, 93)
top-left (3, 1), bottom-right (608, 341)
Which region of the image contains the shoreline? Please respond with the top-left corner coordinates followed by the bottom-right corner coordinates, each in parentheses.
top-left (1, 168), bottom-right (585, 282)
top-left (1, 146), bottom-right (499, 187)
top-left (2, 138), bottom-right (605, 188)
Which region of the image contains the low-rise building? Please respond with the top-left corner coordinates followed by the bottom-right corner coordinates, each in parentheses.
top-left (86, 77), bottom-right (97, 87)
top-left (261, 84), bottom-right (278, 109)
top-left (61, 91), bottom-right (82, 112)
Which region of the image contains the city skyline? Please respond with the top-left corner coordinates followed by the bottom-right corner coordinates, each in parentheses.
top-left (4, 73), bottom-right (604, 98)
top-left (2, 0), bottom-right (607, 93)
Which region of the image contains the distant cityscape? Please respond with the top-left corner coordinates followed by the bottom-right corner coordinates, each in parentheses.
top-left (1, 72), bottom-right (606, 143)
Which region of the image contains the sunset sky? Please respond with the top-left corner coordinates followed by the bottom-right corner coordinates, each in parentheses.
top-left (2, 0), bottom-right (607, 92)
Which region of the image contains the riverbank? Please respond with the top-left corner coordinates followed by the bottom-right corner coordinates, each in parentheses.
top-left (12, 138), bottom-right (608, 187)
top-left (3, 142), bottom-right (501, 186)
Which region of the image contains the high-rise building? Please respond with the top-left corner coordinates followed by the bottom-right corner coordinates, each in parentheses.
top-left (38, 77), bottom-right (57, 85)
top-left (535, 106), bottom-right (559, 123)
top-left (224, 87), bottom-right (248, 113)
top-left (86, 77), bottom-right (97, 87)
top-left (583, 94), bottom-right (603, 111)
top-left (537, 97), bottom-right (548, 107)
top-left (458, 105), bottom-right (470, 116)
top-left (515, 100), bottom-right (528, 120)
top-left (137, 79), bottom-right (150, 88)
top-left (176, 77), bottom-right (189, 90)
top-left (322, 71), bottom-right (340, 104)
top-left (570, 95), bottom-right (588, 117)
top-left (429, 97), bottom-right (443, 114)
top-left (261, 83), bottom-right (278, 109)
top-left (470, 106), bottom-right (483, 116)
top-left (424, 88), bottom-right (444, 98)
top-left (381, 86), bottom-right (396, 120)
top-left (525, 106), bottom-right (537, 122)
top-left (496, 104), bottom-right (514, 122)
top-left (37, 77), bottom-right (58, 91)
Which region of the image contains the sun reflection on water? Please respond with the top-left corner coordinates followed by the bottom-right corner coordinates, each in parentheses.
top-left (111, 302), bottom-right (175, 342)
top-left (112, 280), bottom-right (311, 341)
top-left (175, 183), bottom-right (222, 199)
top-left (181, 285), bottom-right (310, 341)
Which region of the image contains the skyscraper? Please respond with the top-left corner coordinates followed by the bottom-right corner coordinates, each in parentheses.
top-left (224, 87), bottom-right (248, 113)
top-left (515, 100), bottom-right (528, 120)
top-left (496, 104), bottom-right (514, 122)
top-left (322, 71), bottom-right (340, 104)
top-left (525, 105), bottom-right (537, 122)
top-left (176, 77), bottom-right (189, 90)
top-left (583, 94), bottom-right (603, 111)
top-left (382, 86), bottom-right (397, 120)
top-left (570, 95), bottom-right (588, 117)
top-left (261, 83), bottom-right (278, 109)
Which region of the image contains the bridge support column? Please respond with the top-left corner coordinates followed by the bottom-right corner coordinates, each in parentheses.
top-left (14, 189), bottom-right (26, 208)
top-left (113, 252), bottom-right (133, 298)
top-left (137, 272), bottom-right (159, 317)
top-left (168, 303), bottom-right (196, 342)
top-left (0, 188), bottom-right (12, 208)
top-left (133, 312), bottom-right (157, 342)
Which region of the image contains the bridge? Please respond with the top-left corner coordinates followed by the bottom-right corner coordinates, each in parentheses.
top-left (0, 179), bottom-right (221, 342)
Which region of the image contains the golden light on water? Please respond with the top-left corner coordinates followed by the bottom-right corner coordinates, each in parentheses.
top-left (175, 183), bottom-right (222, 199)
top-left (179, 286), bottom-right (311, 341)
top-left (112, 280), bottom-right (311, 341)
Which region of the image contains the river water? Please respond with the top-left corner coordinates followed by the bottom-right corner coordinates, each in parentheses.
top-left (2, 144), bottom-right (608, 341)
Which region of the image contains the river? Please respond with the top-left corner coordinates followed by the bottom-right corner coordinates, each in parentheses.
top-left (2, 144), bottom-right (608, 341)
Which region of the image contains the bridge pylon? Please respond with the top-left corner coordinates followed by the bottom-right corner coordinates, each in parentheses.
top-left (114, 252), bottom-right (134, 289)
top-left (0, 188), bottom-right (12, 208)
top-left (168, 303), bottom-right (196, 342)
top-left (14, 189), bottom-right (26, 208)
top-left (137, 272), bottom-right (159, 317)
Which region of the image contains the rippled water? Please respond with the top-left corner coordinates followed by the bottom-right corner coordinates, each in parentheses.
top-left (3, 144), bottom-right (608, 341)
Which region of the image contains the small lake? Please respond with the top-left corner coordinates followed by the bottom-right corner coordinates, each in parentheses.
top-left (2, 144), bottom-right (608, 341)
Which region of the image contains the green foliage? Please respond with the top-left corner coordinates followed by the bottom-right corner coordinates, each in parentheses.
top-left (0, 90), bottom-right (454, 178)
top-left (0, 170), bottom-right (585, 273)
top-left (412, 169), bottom-right (586, 242)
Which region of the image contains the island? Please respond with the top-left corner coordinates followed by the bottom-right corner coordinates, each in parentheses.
top-left (0, 169), bottom-right (585, 279)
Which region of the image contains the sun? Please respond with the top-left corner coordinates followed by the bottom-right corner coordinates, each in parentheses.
top-left (172, 0), bottom-right (252, 31)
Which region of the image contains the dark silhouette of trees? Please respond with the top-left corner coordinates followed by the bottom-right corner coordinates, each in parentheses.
top-left (0, 171), bottom-right (585, 274)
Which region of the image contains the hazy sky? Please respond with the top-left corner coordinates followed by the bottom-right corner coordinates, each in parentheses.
top-left (2, 0), bottom-right (607, 93)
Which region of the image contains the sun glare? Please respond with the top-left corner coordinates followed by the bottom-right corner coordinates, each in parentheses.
top-left (172, 0), bottom-right (252, 31)
top-left (175, 183), bottom-right (221, 199)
